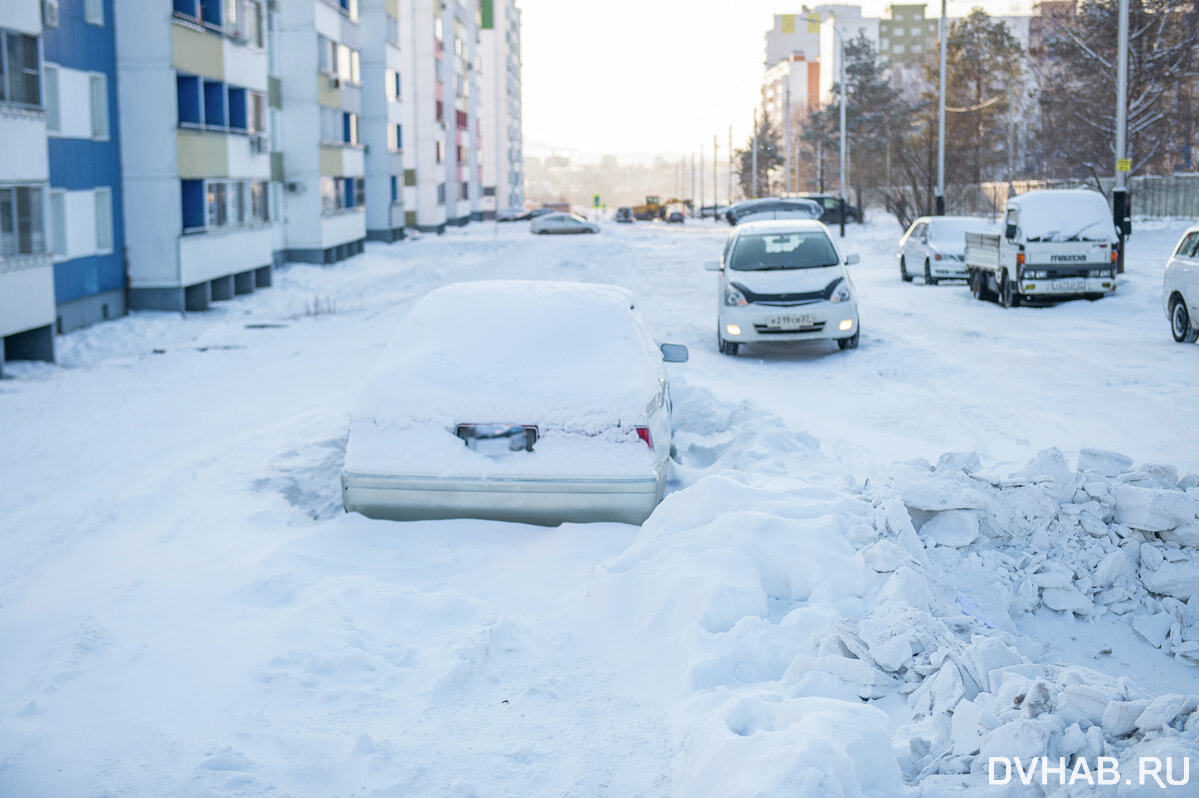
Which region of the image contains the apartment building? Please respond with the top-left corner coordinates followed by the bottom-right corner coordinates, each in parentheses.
top-left (0, 0), bottom-right (55, 370)
top-left (43, 0), bottom-right (125, 333)
top-left (274, 0), bottom-right (366, 263)
top-left (762, 57), bottom-right (820, 130)
top-left (763, 6), bottom-right (876, 109)
top-left (115, 0), bottom-right (274, 312)
top-left (479, 0), bottom-right (524, 217)
top-left (360, 0), bottom-right (406, 242)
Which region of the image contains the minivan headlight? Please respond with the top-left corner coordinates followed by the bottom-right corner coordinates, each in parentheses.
top-left (829, 280), bottom-right (852, 303)
top-left (724, 284), bottom-right (749, 307)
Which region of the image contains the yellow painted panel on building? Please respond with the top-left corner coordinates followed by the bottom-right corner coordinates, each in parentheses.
top-left (386, 0), bottom-right (399, 18)
top-left (807, 14), bottom-right (822, 33)
top-left (171, 22), bottom-right (224, 81)
top-left (177, 130), bottom-right (229, 178)
top-left (317, 73), bottom-right (342, 108)
top-left (320, 145), bottom-right (342, 177)
top-left (780, 14), bottom-right (795, 33)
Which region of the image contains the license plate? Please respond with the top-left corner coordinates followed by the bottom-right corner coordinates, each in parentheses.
top-left (766, 314), bottom-right (814, 329)
top-left (1051, 279), bottom-right (1085, 291)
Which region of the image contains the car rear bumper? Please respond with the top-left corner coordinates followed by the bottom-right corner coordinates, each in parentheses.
top-left (930, 261), bottom-right (968, 278)
top-left (342, 471), bottom-right (664, 526)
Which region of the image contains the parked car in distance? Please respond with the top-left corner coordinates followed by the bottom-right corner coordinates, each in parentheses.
top-left (615, 206), bottom-right (635, 223)
top-left (1164, 225), bottom-right (1199, 343)
top-left (666, 211), bottom-right (685, 224)
top-left (725, 198), bottom-right (823, 226)
top-left (531, 212), bottom-right (600, 235)
top-left (899, 216), bottom-right (999, 284)
top-left (496, 207), bottom-right (530, 222)
top-left (699, 204), bottom-right (729, 219)
top-left (706, 219), bottom-right (861, 355)
top-left (526, 207), bottom-right (557, 219)
top-left (341, 280), bottom-right (690, 525)
top-left (799, 194), bottom-right (862, 225)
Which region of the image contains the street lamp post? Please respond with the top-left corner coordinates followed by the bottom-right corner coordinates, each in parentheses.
top-left (935, 0), bottom-right (947, 216)
top-left (1113, 0), bottom-right (1130, 273)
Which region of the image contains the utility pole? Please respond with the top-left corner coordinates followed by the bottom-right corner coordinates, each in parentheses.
top-left (935, 0), bottom-right (947, 216)
top-left (713, 134), bottom-right (718, 221)
top-left (690, 151), bottom-right (696, 206)
top-left (728, 126), bottom-right (733, 204)
top-left (784, 79), bottom-right (792, 195)
top-left (1113, 0), bottom-right (1130, 273)
top-left (751, 109), bottom-right (759, 198)
top-left (838, 32), bottom-right (848, 238)
top-left (699, 145), bottom-right (704, 218)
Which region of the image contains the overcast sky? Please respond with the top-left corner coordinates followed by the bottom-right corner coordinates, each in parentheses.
top-left (518, 0), bottom-right (1033, 162)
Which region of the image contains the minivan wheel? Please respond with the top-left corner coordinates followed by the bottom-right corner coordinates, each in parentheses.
top-left (900, 257), bottom-right (913, 282)
top-left (1172, 296), bottom-right (1199, 343)
top-left (717, 328), bottom-right (740, 356)
top-left (838, 329), bottom-right (860, 350)
top-left (924, 259), bottom-right (938, 286)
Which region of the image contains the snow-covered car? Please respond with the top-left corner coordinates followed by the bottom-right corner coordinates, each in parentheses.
top-left (341, 281), bottom-right (689, 525)
top-left (724, 198), bottom-right (823, 226)
top-left (530, 212), bottom-right (600, 235)
top-left (495, 207), bottom-right (529, 222)
top-left (706, 219), bottom-right (861, 354)
top-left (1164, 225), bottom-right (1199, 343)
top-left (899, 215), bottom-right (998, 284)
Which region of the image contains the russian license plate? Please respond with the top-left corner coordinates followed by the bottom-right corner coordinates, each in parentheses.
top-left (766, 314), bottom-right (814, 329)
top-left (1051, 279), bottom-right (1085, 292)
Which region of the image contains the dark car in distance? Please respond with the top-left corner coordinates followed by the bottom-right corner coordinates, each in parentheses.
top-left (800, 194), bottom-right (862, 225)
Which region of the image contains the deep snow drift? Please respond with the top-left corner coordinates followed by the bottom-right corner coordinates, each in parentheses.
top-left (2, 218), bottom-right (1197, 796)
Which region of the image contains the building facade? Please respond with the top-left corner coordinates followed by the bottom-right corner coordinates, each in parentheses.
top-left (116, 0), bottom-right (275, 311)
top-left (479, 0), bottom-right (523, 217)
top-left (360, 0), bottom-right (406, 243)
top-left (0, 0), bottom-right (55, 370)
top-left (43, 0), bottom-right (125, 333)
top-left (275, 0), bottom-right (366, 264)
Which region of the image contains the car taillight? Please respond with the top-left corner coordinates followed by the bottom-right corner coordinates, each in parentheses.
top-left (1111, 249), bottom-right (1118, 263)
top-left (1016, 252), bottom-right (1025, 266)
top-left (934, 253), bottom-right (942, 260)
top-left (635, 426), bottom-right (653, 449)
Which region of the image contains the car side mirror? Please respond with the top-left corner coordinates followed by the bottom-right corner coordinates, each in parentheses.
top-left (704, 260), bottom-right (721, 271)
top-left (660, 343), bottom-right (689, 363)
top-left (1005, 223), bottom-right (1018, 240)
top-left (845, 253), bottom-right (860, 265)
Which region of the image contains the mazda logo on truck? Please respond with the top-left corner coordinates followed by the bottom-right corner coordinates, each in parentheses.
top-left (1050, 254), bottom-right (1087, 262)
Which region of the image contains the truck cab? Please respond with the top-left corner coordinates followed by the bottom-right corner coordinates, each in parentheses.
top-left (964, 189), bottom-right (1119, 307)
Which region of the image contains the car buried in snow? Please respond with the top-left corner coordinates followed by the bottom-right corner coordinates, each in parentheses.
top-left (530, 212), bottom-right (600, 235)
top-left (1163, 225), bottom-right (1199, 343)
top-left (724, 197), bottom-right (823, 226)
top-left (899, 215), bottom-right (999, 285)
top-left (341, 281), bottom-right (689, 525)
top-left (706, 219), bottom-right (861, 355)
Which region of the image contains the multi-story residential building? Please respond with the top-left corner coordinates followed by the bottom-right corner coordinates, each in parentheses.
top-left (763, 6), bottom-right (876, 108)
top-left (0, 0), bottom-right (55, 370)
top-left (274, 0), bottom-right (366, 263)
top-left (115, 0), bottom-right (275, 311)
top-left (479, 0), bottom-right (524, 217)
top-left (399, 0), bottom-right (481, 232)
top-left (43, 0), bottom-right (125, 333)
top-left (764, 11), bottom-right (822, 69)
top-left (762, 57), bottom-right (819, 129)
top-left (360, 0), bottom-right (406, 243)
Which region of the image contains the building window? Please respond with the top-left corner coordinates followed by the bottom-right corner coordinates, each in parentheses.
top-left (249, 91), bottom-right (265, 133)
top-left (436, 183), bottom-right (445, 205)
top-left (94, 188), bottom-right (113, 252)
top-left (203, 79), bottom-right (226, 126)
top-left (250, 181), bottom-right (268, 222)
top-left (181, 180), bottom-right (205, 231)
top-left (435, 100), bottom-right (443, 122)
top-left (336, 0), bottom-right (359, 21)
top-left (175, 0), bottom-right (223, 28)
top-left (390, 175), bottom-right (398, 203)
top-left (319, 177), bottom-right (364, 214)
top-left (435, 141), bottom-right (444, 163)
top-left (386, 69), bottom-right (401, 100)
top-left (0, 185), bottom-right (46, 257)
top-left (44, 65), bottom-right (59, 132)
top-left (227, 86), bottom-right (247, 130)
top-left (1, 32), bottom-right (42, 108)
top-left (207, 182), bottom-right (227, 227)
top-left (456, 145), bottom-right (467, 164)
top-left (50, 190), bottom-right (66, 255)
top-left (90, 75), bottom-right (109, 138)
top-left (342, 112), bottom-right (358, 144)
top-left (459, 182), bottom-right (468, 200)
top-left (387, 123), bottom-right (402, 151)
top-left (350, 50), bottom-right (360, 84)
top-left (85, 0), bottom-right (105, 25)
top-left (177, 74), bottom-right (201, 125)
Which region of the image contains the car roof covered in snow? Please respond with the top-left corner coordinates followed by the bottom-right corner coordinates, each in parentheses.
top-left (733, 218), bottom-right (831, 236)
top-left (1007, 189), bottom-right (1118, 242)
top-left (352, 280), bottom-right (662, 429)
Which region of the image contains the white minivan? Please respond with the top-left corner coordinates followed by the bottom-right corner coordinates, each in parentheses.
top-left (1164, 225), bottom-right (1199, 343)
top-left (706, 219), bottom-right (861, 355)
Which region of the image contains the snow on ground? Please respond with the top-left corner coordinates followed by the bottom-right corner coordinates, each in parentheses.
top-left (2, 217), bottom-right (1198, 796)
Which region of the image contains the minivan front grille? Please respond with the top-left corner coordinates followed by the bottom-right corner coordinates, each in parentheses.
top-left (754, 322), bottom-right (826, 334)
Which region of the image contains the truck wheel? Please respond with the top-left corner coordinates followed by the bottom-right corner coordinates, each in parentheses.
top-left (970, 270), bottom-right (989, 301)
top-left (924, 259), bottom-right (938, 286)
top-left (1000, 274), bottom-right (1021, 308)
top-left (1172, 296), bottom-right (1199, 343)
top-left (900, 257), bottom-right (913, 282)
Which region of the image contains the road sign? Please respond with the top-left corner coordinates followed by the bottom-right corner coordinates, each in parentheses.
top-left (593, 194), bottom-right (601, 208)
top-left (1117, 158), bottom-right (1131, 172)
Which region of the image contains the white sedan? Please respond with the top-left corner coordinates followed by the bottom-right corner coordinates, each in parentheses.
top-left (341, 281), bottom-right (688, 525)
top-left (1164, 225), bottom-right (1199, 343)
top-left (530, 212), bottom-right (600, 235)
top-left (707, 219), bottom-right (861, 354)
top-left (899, 215), bottom-right (998, 284)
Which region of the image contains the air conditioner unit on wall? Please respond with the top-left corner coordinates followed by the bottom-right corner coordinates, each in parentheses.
top-left (42, 0), bottom-right (59, 28)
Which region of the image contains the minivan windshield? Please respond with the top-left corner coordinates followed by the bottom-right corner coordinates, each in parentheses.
top-left (729, 231), bottom-right (839, 270)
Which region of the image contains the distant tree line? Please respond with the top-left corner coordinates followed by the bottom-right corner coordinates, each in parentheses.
top-left (734, 0), bottom-right (1199, 227)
